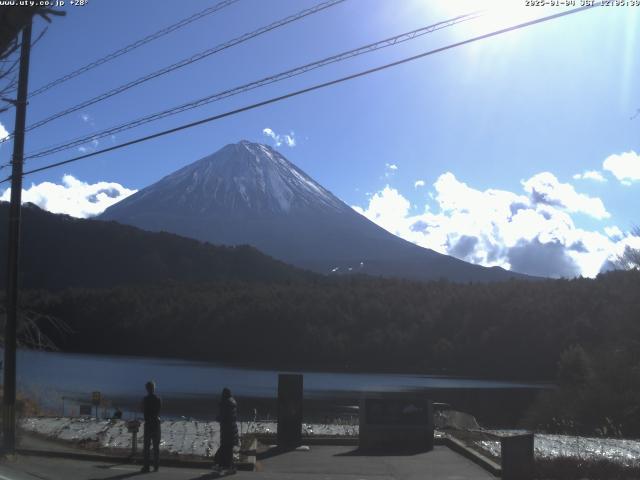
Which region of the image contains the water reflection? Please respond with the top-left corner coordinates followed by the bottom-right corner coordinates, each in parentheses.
top-left (15, 349), bottom-right (547, 420)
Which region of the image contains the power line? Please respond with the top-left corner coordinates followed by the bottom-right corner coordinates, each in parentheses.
top-left (23, 11), bottom-right (482, 161)
top-left (2, 4), bottom-right (598, 184)
top-left (17, 0), bottom-right (346, 136)
top-left (28, 0), bottom-right (240, 98)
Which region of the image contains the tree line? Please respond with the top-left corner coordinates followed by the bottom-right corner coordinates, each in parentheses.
top-left (18, 269), bottom-right (640, 384)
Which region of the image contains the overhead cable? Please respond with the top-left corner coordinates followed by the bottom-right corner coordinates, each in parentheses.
top-left (18, 0), bottom-right (346, 136)
top-left (4, 4), bottom-right (598, 182)
top-left (24, 11), bottom-right (481, 160)
top-left (28, 0), bottom-right (241, 98)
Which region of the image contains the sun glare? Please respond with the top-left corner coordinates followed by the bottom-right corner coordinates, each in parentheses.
top-left (422, 0), bottom-right (563, 36)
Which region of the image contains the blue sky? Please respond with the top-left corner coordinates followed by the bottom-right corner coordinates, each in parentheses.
top-left (0, 0), bottom-right (639, 277)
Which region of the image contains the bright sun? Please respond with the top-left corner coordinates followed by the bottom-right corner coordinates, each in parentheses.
top-left (423, 0), bottom-right (560, 36)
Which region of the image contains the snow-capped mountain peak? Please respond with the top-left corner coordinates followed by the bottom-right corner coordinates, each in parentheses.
top-left (131, 141), bottom-right (346, 216)
top-left (101, 141), bottom-right (529, 283)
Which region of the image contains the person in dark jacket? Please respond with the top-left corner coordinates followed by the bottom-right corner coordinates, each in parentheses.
top-left (141, 381), bottom-right (162, 473)
top-left (214, 387), bottom-right (238, 471)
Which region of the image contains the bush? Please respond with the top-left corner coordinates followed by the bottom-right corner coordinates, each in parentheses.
top-left (524, 345), bottom-right (640, 437)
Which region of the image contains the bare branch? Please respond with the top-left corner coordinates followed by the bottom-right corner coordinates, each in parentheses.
top-left (36, 8), bottom-right (65, 23)
top-left (0, 57), bottom-right (20, 80)
top-left (0, 307), bottom-right (72, 351)
top-left (30, 26), bottom-right (48, 50)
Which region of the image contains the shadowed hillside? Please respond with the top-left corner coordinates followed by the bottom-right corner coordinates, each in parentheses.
top-left (0, 202), bottom-right (313, 289)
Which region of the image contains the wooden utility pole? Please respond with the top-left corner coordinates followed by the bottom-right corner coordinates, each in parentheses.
top-left (3, 18), bottom-right (32, 454)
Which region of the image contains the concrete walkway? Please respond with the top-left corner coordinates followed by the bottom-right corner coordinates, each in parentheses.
top-left (0, 445), bottom-right (496, 480)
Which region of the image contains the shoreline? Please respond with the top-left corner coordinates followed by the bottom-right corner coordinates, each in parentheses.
top-left (13, 347), bottom-right (554, 384)
top-left (15, 348), bottom-right (547, 429)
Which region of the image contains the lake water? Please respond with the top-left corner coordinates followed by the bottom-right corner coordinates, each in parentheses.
top-left (13, 349), bottom-right (547, 423)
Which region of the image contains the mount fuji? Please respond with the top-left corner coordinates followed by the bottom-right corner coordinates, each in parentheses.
top-left (100, 141), bottom-right (528, 282)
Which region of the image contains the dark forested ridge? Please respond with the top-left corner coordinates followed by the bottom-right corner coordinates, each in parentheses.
top-left (5, 200), bottom-right (640, 424)
top-left (20, 270), bottom-right (640, 381)
top-left (8, 201), bottom-right (640, 433)
top-left (0, 202), bottom-right (313, 289)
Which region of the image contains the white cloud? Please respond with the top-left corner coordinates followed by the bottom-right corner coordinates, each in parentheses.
top-left (352, 186), bottom-right (411, 237)
top-left (79, 112), bottom-right (93, 124)
top-left (262, 127), bottom-right (296, 148)
top-left (383, 163), bottom-right (399, 178)
top-left (0, 175), bottom-right (137, 218)
top-left (76, 136), bottom-right (100, 154)
top-left (522, 172), bottom-right (609, 219)
top-left (0, 121), bottom-right (9, 143)
top-left (414, 180), bottom-right (425, 188)
top-left (604, 226), bottom-right (623, 241)
top-left (353, 172), bottom-right (625, 278)
top-left (603, 151), bottom-right (640, 185)
top-left (573, 170), bottom-right (606, 182)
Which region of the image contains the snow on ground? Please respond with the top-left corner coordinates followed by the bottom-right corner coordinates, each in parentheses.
top-left (25, 417), bottom-right (640, 467)
top-left (476, 431), bottom-right (640, 467)
top-left (19, 417), bottom-right (358, 458)
top-left (20, 416), bottom-right (132, 449)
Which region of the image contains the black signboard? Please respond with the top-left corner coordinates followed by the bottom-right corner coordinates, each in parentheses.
top-left (277, 374), bottom-right (303, 447)
top-left (365, 398), bottom-right (429, 425)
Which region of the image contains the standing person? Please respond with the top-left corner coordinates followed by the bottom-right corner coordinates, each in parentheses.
top-left (141, 381), bottom-right (162, 473)
top-left (214, 387), bottom-right (238, 472)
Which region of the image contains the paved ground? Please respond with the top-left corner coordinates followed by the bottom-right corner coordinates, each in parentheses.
top-left (0, 446), bottom-right (496, 480)
top-left (18, 434), bottom-right (86, 454)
